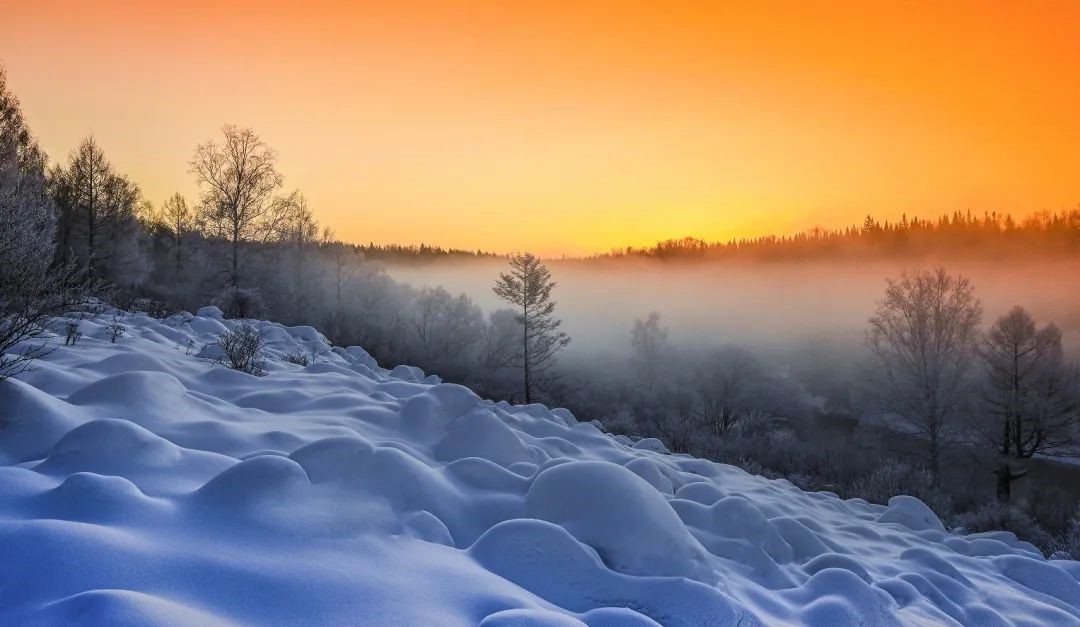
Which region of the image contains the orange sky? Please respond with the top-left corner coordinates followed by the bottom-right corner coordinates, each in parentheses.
top-left (4, 1), bottom-right (1080, 256)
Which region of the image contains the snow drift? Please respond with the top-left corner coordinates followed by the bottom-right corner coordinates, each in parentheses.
top-left (1, 306), bottom-right (1079, 625)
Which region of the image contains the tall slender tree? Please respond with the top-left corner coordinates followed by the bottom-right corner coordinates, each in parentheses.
top-left (160, 192), bottom-right (194, 282)
top-left (631, 311), bottom-right (668, 393)
top-left (281, 192), bottom-right (318, 318)
top-left (492, 252), bottom-right (570, 403)
top-left (981, 306), bottom-right (1079, 500)
top-left (50, 137), bottom-right (140, 283)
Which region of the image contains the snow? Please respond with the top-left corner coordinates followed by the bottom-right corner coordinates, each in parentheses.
top-left (1, 308), bottom-right (1079, 625)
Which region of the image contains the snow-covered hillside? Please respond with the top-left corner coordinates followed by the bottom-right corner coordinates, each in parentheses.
top-left (2, 307), bottom-right (1079, 626)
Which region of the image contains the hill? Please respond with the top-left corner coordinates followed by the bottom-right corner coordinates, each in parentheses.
top-left (1, 307), bottom-right (1079, 625)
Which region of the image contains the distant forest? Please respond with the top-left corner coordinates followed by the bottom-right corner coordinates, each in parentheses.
top-left (589, 210), bottom-right (1080, 262)
top-left (356, 243), bottom-right (501, 263)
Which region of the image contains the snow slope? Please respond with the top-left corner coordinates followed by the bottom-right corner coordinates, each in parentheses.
top-left (2, 306), bottom-right (1079, 626)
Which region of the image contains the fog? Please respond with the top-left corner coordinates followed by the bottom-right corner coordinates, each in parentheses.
top-left (383, 257), bottom-right (1080, 363)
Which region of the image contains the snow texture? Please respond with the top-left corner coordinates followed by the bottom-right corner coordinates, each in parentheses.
top-left (1, 307), bottom-right (1079, 625)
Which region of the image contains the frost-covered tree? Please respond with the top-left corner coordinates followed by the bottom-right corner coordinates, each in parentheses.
top-left (631, 311), bottom-right (668, 393)
top-left (866, 268), bottom-right (982, 483)
top-left (190, 125), bottom-right (285, 288)
top-left (280, 192), bottom-right (319, 319)
top-left (492, 252), bottom-right (570, 403)
top-left (693, 346), bottom-right (770, 437)
top-left (160, 192), bottom-right (195, 283)
top-left (980, 306), bottom-right (1079, 500)
top-left (0, 68), bottom-right (73, 381)
top-left (410, 286), bottom-right (484, 370)
top-left (478, 308), bottom-right (519, 374)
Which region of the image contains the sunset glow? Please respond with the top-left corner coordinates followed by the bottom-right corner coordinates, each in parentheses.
top-left (5, 0), bottom-right (1080, 255)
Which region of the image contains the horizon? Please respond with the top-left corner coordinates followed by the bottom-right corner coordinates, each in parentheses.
top-left (6, 1), bottom-right (1080, 256)
top-left (285, 208), bottom-right (1080, 260)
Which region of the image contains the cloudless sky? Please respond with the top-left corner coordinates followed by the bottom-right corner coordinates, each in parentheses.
top-left (5, 0), bottom-right (1080, 255)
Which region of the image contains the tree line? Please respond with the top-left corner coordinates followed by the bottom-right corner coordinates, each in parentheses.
top-left (592, 210), bottom-right (1080, 262)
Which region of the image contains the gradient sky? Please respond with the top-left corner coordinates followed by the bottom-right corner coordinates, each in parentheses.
top-left (5, 1), bottom-right (1080, 255)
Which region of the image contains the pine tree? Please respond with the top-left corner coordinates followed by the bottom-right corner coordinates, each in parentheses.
top-left (492, 252), bottom-right (570, 403)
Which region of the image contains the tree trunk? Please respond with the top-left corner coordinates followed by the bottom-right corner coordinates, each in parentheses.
top-left (928, 428), bottom-right (940, 485)
top-left (993, 461), bottom-right (1027, 503)
top-left (86, 170), bottom-right (95, 282)
top-left (231, 231), bottom-right (240, 288)
top-left (522, 301), bottom-right (530, 404)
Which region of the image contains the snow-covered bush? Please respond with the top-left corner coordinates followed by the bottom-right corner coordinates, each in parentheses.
top-left (106, 317), bottom-right (125, 343)
top-left (64, 322), bottom-right (81, 346)
top-left (123, 296), bottom-right (181, 319)
top-left (852, 459), bottom-right (953, 520)
top-left (282, 351), bottom-right (311, 366)
top-left (955, 500), bottom-right (1056, 553)
top-left (208, 322), bottom-right (267, 376)
top-left (1054, 510), bottom-right (1080, 560)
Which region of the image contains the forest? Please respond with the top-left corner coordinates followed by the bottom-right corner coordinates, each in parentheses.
top-left (593, 210), bottom-right (1080, 262)
top-left (3, 64), bottom-right (1080, 559)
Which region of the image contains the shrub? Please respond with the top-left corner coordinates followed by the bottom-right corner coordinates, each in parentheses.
top-left (213, 286), bottom-right (265, 319)
top-left (125, 297), bottom-right (180, 319)
top-left (282, 351), bottom-right (310, 366)
top-left (64, 322), bottom-right (81, 346)
top-left (954, 500), bottom-right (1056, 554)
top-left (851, 458), bottom-right (953, 520)
top-left (209, 323), bottom-right (267, 376)
top-left (1054, 510), bottom-right (1080, 560)
top-left (106, 317), bottom-right (125, 343)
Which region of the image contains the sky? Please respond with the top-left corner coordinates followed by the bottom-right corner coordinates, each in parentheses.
top-left (4, 0), bottom-right (1080, 256)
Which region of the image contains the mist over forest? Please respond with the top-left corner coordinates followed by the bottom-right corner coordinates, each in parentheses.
top-left (386, 255), bottom-right (1080, 356)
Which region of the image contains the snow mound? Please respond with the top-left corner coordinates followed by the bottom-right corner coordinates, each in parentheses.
top-left (525, 461), bottom-right (714, 582)
top-left (0, 306), bottom-right (1078, 625)
top-left (878, 495), bottom-right (946, 532)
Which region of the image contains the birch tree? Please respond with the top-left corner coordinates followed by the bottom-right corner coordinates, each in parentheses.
top-left (866, 268), bottom-right (982, 483)
top-left (189, 125), bottom-right (284, 288)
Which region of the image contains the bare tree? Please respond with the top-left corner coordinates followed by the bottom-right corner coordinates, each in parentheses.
top-left (161, 192), bottom-right (194, 283)
top-left (631, 311), bottom-right (668, 393)
top-left (980, 306), bottom-right (1079, 500)
top-left (866, 268), bottom-right (982, 483)
top-left (693, 346), bottom-right (767, 437)
top-left (478, 308), bottom-right (519, 375)
top-left (492, 252), bottom-right (570, 403)
top-left (320, 228), bottom-right (362, 310)
top-left (190, 125), bottom-right (284, 288)
top-left (280, 192), bottom-right (318, 318)
top-left (410, 286), bottom-right (483, 368)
